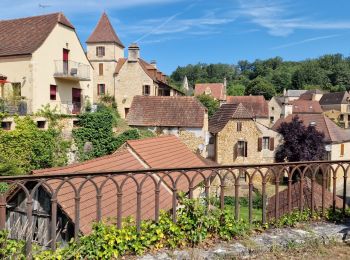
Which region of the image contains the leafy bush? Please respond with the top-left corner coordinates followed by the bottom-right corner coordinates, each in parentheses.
top-left (0, 231), bottom-right (25, 259)
top-left (0, 116), bottom-right (69, 175)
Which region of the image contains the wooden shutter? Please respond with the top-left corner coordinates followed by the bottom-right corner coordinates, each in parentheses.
top-left (341, 143), bottom-right (344, 156)
top-left (244, 142), bottom-right (248, 157)
top-left (237, 122), bottom-right (242, 131)
top-left (269, 137), bottom-right (275, 151)
top-left (258, 138), bottom-right (262, 152)
top-left (99, 63), bottom-right (103, 76)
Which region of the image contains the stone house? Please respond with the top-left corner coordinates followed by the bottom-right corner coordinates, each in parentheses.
top-left (6, 135), bottom-right (210, 245)
top-left (283, 89), bottom-right (308, 103)
top-left (126, 96), bottom-right (209, 156)
top-left (194, 82), bottom-right (227, 103)
top-left (272, 113), bottom-right (350, 161)
top-left (0, 13), bottom-right (93, 116)
top-left (268, 96), bottom-right (284, 126)
top-left (299, 89), bottom-right (325, 101)
top-left (208, 103), bottom-right (280, 165)
top-left (319, 91), bottom-right (350, 128)
top-left (86, 12), bottom-right (124, 102)
top-left (226, 95), bottom-right (269, 126)
top-left (87, 13), bottom-right (183, 118)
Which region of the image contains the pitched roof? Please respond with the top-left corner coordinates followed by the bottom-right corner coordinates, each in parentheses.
top-left (126, 135), bottom-right (206, 168)
top-left (114, 57), bottom-right (183, 93)
top-left (272, 114), bottom-right (350, 143)
top-left (319, 91), bottom-right (350, 105)
top-left (299, 89), bottom-right (326, 100)
top-left (290, 100), bottom-right (323, 114)
top-left (0, 13), bottom-right (74, 57)
top-left (209, 103), bottom-right (254, 133)
top-left (226, 95), bottom-right (268, 118)
top-left (32, 136), bottom-right (209, 234)
top-left (194, 83), bottom-right (226, 100)
top-left (126, 96), bottom-right (206, 128)
top-left (86, 12), bottom-right (124, 47)
top-left (285, 89), bottom-right (308, 97)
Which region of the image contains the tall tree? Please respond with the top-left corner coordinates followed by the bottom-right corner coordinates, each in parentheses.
top-left (245, 76), bottom-right (276, 100)
top-left (275, 116), bottom-right (326, 162)
top-left (196, 94), bottom-right (220, 118)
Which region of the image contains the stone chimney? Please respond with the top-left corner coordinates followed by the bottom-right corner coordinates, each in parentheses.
top-left (128, 43), bottom-right (140, 62)
top-left (150, 60), bottom-right (157, 69)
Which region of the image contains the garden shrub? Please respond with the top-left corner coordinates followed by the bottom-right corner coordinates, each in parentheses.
top-left (0, 230), bottom-right (25, 259)
top-left (0, 116), bottom-right (69, 175)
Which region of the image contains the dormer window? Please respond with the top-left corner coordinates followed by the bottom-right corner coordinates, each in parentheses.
top-left (96, 46), bottom-right (105, 57)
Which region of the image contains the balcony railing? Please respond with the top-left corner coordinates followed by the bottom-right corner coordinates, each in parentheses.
top-left (54, 60), bottom-right (90, 81)
top-left (49, 100), bottom-right (83, 115)
top-left (0, 160), bottom-right (349, 257)
top-left (0, 98), bottom-right (32, 115)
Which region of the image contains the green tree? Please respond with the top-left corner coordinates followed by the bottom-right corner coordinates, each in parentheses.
top-left (245, 77), bottom-right (276, 100)
top-left (196, 94), bottom-right (220, 118)
top-left (227, 83), bottom-right (245, 96)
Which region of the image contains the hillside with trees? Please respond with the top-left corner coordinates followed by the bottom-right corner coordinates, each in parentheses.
top-left (170, 54), bottom-right (350, 99)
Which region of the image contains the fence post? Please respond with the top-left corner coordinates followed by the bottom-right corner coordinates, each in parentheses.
top-left (0, 194), bottom-right (6, 230)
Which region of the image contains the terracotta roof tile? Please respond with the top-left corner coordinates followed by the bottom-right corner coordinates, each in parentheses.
top-left (209, 103), bottom-right (254, 133)
top-left (290, 100), bottom-right (323, 114)
top-left (86, 12), bottom-right (124, 47)
top-left (0, 13), bottom-right (74, 57)
top-left (272, 114), bottom-right (350, 143)
top-left (195, 83), bottom-right (226, 100)
top-left (226, 95), bottom-right (268, 118)
top-left (126, 96), bottom-right (206, 128)
top-left (31, 136), bottom-right (210, 234)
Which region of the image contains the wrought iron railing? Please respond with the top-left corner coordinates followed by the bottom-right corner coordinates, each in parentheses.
top-left (0, 160), bottom-right (349, 257)
top-left (0, 98), bottom-right (32, 115)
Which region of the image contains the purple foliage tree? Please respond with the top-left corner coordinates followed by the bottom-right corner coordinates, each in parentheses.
top-left (275, 116), bottom-right (326, 162)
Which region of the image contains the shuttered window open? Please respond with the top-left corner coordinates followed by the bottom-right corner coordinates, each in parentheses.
top-left (340, 143), bottom-right (345, 157)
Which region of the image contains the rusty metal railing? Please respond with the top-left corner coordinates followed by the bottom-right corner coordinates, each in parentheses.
top-left (0, 160), bottom-right (349, 258)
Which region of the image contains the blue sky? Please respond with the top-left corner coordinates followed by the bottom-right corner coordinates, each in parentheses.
top-left (3, 0), bottom-right (350, 74)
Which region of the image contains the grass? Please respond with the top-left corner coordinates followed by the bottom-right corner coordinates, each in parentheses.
top-left (223, 205), bottom-right (262, 222)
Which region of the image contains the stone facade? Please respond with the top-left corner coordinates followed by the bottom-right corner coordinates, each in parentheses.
top-left (86, 42), bottom-right (124, 101)
top-left (268, 97), bottom-right (283, 126)
top-left (215, 119), bottom-right (278, 165)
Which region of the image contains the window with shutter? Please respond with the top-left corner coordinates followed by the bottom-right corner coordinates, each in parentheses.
top-left (143, 85), bottom-right (151, 96)
top-left (244, 141), bottom-right (248, 157)
top-left (96, 46), bottom-right (105, 57)
top-left (237, 141), bottom-right (248, 157)
top-left (97, 84), bottom-right (105, 96)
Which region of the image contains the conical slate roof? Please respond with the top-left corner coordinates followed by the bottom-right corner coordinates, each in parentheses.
top-left (86, 12), bottom-right (124, 47)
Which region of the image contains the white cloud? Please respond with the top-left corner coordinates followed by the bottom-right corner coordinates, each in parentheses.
top-left (237, 0), bottom-right (350, 36)
top-left (271, 34), bottom-right (341, 50)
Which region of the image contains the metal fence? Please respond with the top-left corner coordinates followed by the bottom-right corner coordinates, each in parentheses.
top-left (0, 160), bottom-right (349, 257)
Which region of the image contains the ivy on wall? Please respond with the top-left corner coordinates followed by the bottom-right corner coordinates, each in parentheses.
top-left (72, 108), bottom-right (142, 161)
top-left (0, 117), bottom-right (69, 175)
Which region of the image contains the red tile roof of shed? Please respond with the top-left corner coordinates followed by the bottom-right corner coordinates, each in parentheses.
top-left (0, 13), bottom-right (74, 57)
top-left (86, 12), bottom-right (124, 47)
top-left (126, 96), bottom-right (206, 128)
top-left (32, 136), bottom-right (209, 234)
top-left (226, 95), bottom-right (268, 118)
top-left (195, 83), bottom-right (226, 100)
